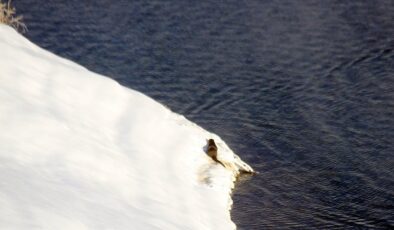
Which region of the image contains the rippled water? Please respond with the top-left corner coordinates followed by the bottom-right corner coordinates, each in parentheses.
top-left (14, 0), bottom-right (394, 228)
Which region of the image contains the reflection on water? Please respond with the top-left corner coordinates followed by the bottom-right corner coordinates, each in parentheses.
top-left (15, 0), bottom-right (394, 228)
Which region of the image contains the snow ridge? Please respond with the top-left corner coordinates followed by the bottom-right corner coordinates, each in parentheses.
top-left (0, 25), bottom-right (253, 230)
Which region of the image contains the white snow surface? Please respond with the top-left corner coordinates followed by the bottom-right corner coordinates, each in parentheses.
top-left (0, 25), bottom-right (253, 230)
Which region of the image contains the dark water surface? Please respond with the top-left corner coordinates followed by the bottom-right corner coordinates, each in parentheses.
top-left (14, 0), bottom-right (394, 229)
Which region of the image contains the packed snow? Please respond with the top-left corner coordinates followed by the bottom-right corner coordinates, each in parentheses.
top-left (0, 24), bottom-right (253, 230)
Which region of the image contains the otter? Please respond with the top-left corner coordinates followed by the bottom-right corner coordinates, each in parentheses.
top-left (206, 139), bottom-right (225, 167)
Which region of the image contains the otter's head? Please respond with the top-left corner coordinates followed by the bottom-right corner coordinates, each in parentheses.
top-left (207, 139), bottom-right (217, 152)
top-left (207, 139), bottom-right (215, 145)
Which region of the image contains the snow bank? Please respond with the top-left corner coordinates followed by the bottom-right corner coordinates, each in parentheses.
top-left (0, 25), bottom-right (253, 230)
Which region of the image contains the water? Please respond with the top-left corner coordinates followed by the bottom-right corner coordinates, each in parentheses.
top-left (14, 0), bottom-right (394, 228)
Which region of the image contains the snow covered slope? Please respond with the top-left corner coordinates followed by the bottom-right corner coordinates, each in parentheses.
top-left (0, 24), bottom-right (253, 230)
